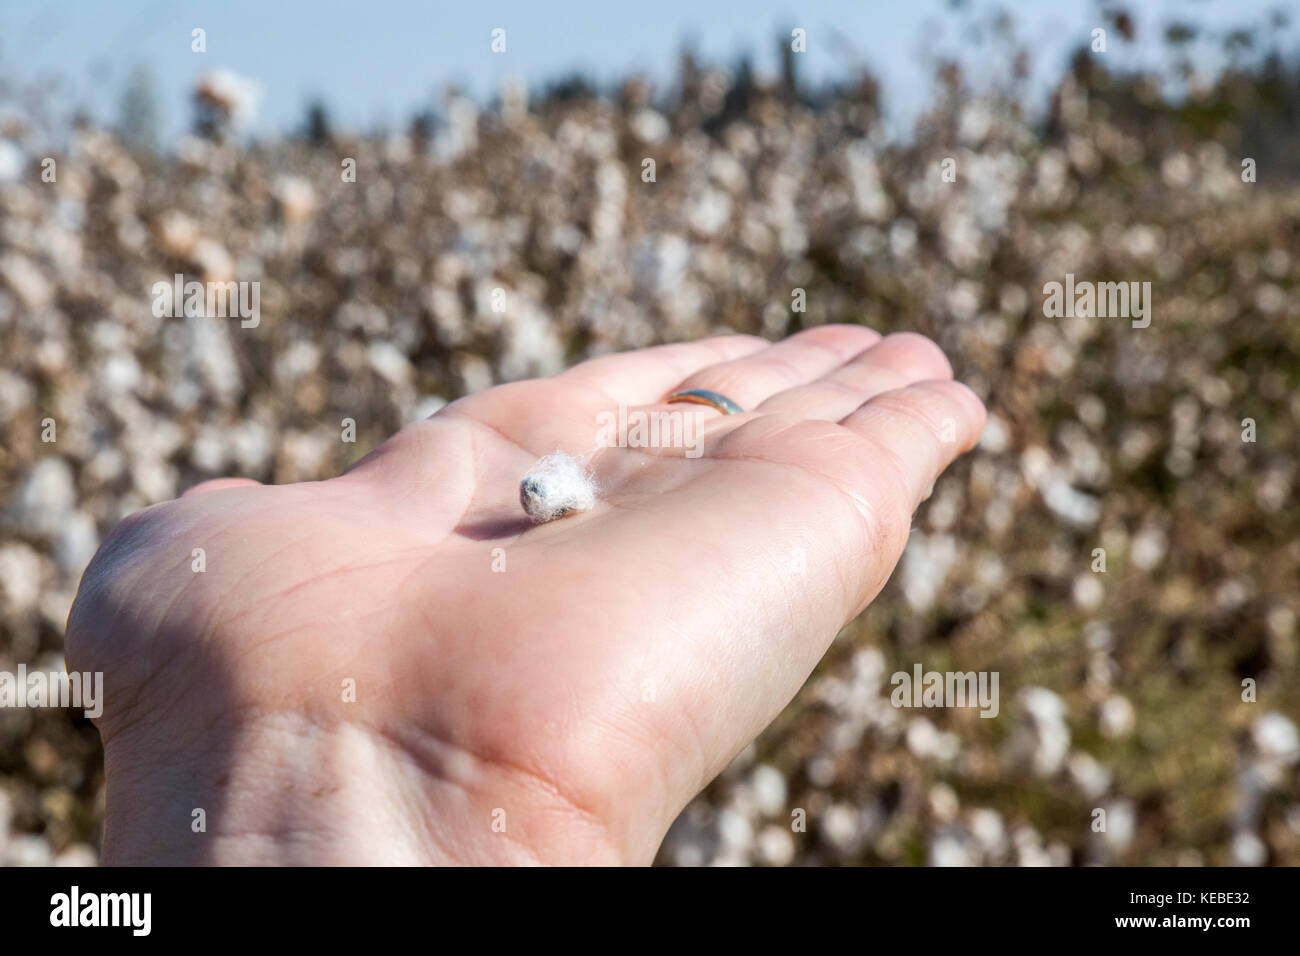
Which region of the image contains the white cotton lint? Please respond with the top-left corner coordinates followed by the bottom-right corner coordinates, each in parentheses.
top-left (519, 451), bottom-right (598, 523)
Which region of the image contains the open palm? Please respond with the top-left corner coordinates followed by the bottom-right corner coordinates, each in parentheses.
top-left (66, 324), bottom-right (984, 865)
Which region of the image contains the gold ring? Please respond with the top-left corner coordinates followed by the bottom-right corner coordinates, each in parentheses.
top-left (665, 389), bottom-right (745, 415)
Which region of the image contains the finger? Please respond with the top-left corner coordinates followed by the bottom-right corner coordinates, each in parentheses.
top-left (838, 379), bottom-right (986, 515)
top-left (755, 332), bottom-right (953, 421)
top-left (181, 477), bottom-right (263, 497)
top-left (559, 333), bottom-right (769, 405)
top-left (664, 324), bottom-right (881, 412)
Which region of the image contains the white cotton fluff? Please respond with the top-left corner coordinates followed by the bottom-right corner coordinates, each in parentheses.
top-left (519, 452), bottom-right (597, 523)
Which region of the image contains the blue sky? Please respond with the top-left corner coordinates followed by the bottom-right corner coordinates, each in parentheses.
top-left (0, 0), bottom-right (1293, 142)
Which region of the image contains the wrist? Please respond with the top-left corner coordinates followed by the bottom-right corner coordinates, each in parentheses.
top-left (100, 711), bottom-right (625, 866)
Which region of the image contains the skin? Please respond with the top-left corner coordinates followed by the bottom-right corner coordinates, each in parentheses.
top-left (65, 325), bottom-right (985, 865)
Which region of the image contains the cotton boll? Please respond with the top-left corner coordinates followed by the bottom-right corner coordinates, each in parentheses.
top-left (520, 452), bottom-right (597, 523)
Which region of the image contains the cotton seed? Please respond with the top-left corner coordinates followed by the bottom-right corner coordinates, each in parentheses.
top-left (519, 452), bottom-right (597, 523)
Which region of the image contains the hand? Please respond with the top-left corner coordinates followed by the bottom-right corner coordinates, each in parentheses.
top-left (66, 325), bottom-right (985, 865)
